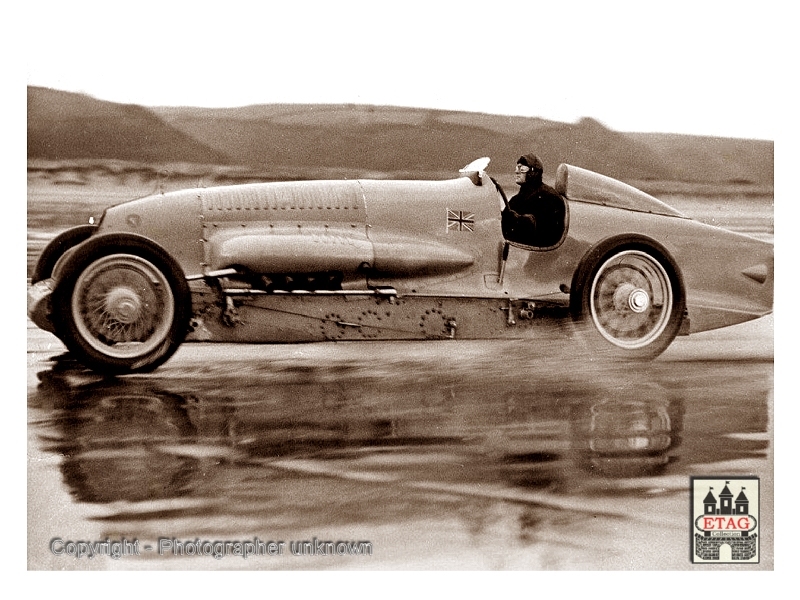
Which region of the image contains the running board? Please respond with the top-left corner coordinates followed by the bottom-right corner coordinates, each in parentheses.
top-left (221, 287), bottom-right (398, 298)
top-left (186, 268), bottom-right (240, 281)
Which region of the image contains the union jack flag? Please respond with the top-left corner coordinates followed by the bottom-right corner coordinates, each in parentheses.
top-left (447, 209), bottom-right (475, 232)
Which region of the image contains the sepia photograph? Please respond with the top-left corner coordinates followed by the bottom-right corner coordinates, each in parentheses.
top-left (21, 0), bottom-right (789, 588)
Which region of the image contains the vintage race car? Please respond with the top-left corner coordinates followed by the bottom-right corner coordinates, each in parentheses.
top-left (27, 158), bottom-right (773, 373)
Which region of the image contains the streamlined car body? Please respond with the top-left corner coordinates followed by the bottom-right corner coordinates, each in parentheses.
top-left (28, 159), bottom-right (773, 373)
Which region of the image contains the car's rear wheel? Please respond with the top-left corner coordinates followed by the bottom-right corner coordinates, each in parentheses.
top-left (52, 236), bottom-right (190, 373)
top-left (573, 246), bottom-right (684, 359)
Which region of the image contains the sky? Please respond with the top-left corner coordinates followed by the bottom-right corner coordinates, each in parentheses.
top-left (24, 0), bottom-right (792, 140)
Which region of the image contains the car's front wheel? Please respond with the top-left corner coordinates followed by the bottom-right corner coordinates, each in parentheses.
top-left (51, 236), bottom-right (190, 373)
top-left (572, 245), bottom-right (685, 359)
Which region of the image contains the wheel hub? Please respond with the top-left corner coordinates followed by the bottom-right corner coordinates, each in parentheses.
top-left (104, 286), bottom-right (143, 324)
top-left (613, 283), bottom-right (650, 314)
top-left (628, 288), bottom-right (650, 313)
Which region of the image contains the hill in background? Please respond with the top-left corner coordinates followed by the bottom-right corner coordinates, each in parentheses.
top-left (27, 86), bottom-right (773, 187)
top-left (27, 86), bottom-right (229, 165)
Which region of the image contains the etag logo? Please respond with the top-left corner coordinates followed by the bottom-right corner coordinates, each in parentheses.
top-left (691, 476), bottom-right (759, 563)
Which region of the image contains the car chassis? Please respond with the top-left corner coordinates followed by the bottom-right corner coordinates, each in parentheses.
top-left (28, 158), bottom-right (773, 373)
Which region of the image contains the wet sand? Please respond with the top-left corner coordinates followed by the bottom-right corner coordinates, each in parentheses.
top-left (27, 314), bottom-right (773, 570)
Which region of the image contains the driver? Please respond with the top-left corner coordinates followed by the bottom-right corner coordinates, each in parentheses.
top-left (501, 153), bottom-right (565, 247)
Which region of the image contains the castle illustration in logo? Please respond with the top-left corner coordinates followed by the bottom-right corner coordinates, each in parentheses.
top-left (693, 481), bottom-right (758, 561)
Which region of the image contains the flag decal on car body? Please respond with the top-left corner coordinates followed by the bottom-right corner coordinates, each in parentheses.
top-left (447, 210), bottom-right (475, 232)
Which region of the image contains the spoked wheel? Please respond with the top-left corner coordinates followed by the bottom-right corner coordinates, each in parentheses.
top-left (52, 236), bottom-right (190, 373)
top-left (574, 246), bottom-right (684, 359)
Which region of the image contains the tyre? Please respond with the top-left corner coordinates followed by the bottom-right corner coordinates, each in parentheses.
top-left (31, 225), bottom-right (96, 284)
top-left (51, 235), bottom-right (190, 374)
top-left (572, 245), bottom-right (685, 359)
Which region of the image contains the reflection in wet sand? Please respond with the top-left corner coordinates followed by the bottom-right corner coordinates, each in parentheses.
top-left (28, 342), bottom-right (771, 569)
